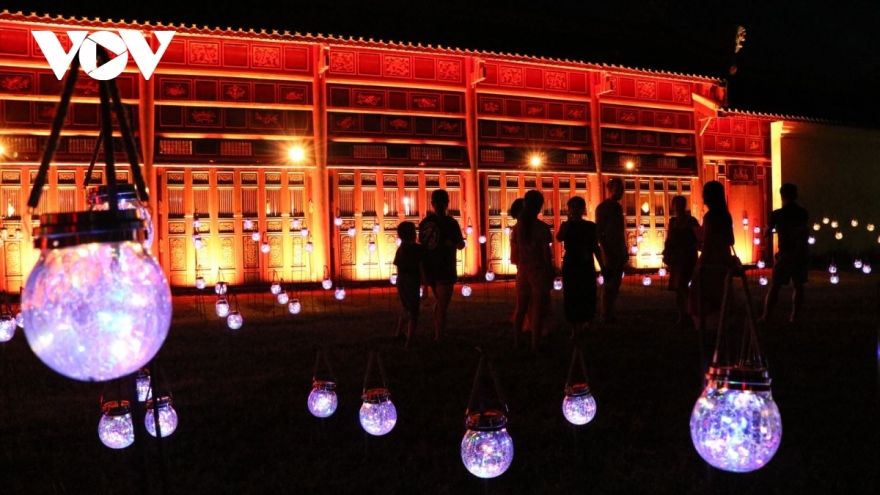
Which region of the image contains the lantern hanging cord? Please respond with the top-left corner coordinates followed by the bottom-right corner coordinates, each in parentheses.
top-left (466, 348), bottom-right (509, 417)
top-left (711, 267), bottom-right (765, 370)
top-left (362, 350), bottom-right (388, 393)
top-left (565, 346), bottom-right (590, 389)
top-left (312, 347), bottom-right (338, 383)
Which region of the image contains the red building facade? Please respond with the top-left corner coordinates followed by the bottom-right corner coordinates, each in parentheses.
top-left (0, 11), bottom-right (777, 290)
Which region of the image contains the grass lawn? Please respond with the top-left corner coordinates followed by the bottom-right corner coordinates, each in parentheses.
top-left (0, 270), bottom-right (877, 494)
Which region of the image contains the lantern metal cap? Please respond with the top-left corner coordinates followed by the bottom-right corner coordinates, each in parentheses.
top-left (362, 387), bottom-right (390, 404)
top-left (564, 382), bottom-right (591, 397)
top-left (86, 183), bottom-right (139, 206)
top-left (465, 409), bottom-right (508, 431)
top-left (706, 365), bottom-right (772, 391)
top-left (136, 368), bottom-right (150, 379)
top-left (33, 209), bottom-right (146, 249)
top-left (145, 396), bottom-right (172, 410)
top-left (102, 399), bottom-right (131, 416)
top-left (312, 380), bottom-right (336, 392)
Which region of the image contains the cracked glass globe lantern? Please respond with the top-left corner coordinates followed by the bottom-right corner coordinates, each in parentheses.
top-left (461, 410), bottom-right (514, 479)
top-left (562, 383), bottom-right (597, 426)
top-left (98, 400), bottom-right (134, 449)
top-left (657, 267), bottom-right (667, 277)
top-left (251, 231), bottom-right (261, 242)
top-left (598, 274), bottom-right (604, 286)
top-left (87, 184), bottom-right (154, 252)
top-left (305, 241), bottom-right (314, 253)
top-left (390, 273), bottom-right (398, 285)
top-left (485, 269), bottom-right (495, 282)
top-left (830, 274), bottom-right (840, 284)
top-left (553, 277), bottom-right (563, 290)
top-left (862, 264), bottom-right (872, 274)
top-left (215, 281), bottom-right (228, 295)
top-left (759, 275), bottom-right (768, 286)
top-left (461, 284), bottom-right (472, 297)
top-left (808, 236), bottom-right (816, 245)
top-left (291, 218), bottom-right (301, 230)
top-left (335, 287), bottom-right (346, 301)
top-left (0, 312), bottom-right (16, 343)
top-left (136, 368), bottom-right (152, 402)
top-left (215, 297), bottom-right (230, 318)
top-left (334, 216), bottom-right (343, 227)
top-left (277, 292), bottom-right (289, 305)
top-left (144, 396), bottom-right (178, 438)
top-left (642, 275), bottom-right (652, 286)
top-left (227, 311), bottom-right (243, 330)
top-left (244, 219), bottom-right (254, 231)
top-left (690, 367), bottom-right (782, 472)
top-left (195, 276), bottom-right (206, 290)
top-left (322, 278), bottom-right (333, 290)
top-left (867, 223), bottom-right (875, 232)
top-left (22, 209), bottom-right (172, 382)
top-left (360, 388), bottom-right (397, 436)
top-left (301, 227), bottom-right (310, 238)
top-left (260, 241), bottom-right (271, 254)
top-left (308, 380), bottom-right (338, 418)
top-left (854, 259), bottom-right (863, 269)
top-left (288, 299), bottom-right (302, 315)
top-left (828, 263), bottom-right (837, 274)
top-left (347, 226), bottom-right (356, 237)
top-left (270, 282), bottom-right (282, 295)
top-left (479, 235), bottom-right (487, 244)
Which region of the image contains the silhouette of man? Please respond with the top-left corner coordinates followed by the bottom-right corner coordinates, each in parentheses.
top-left (595, 178), bottom-right (627, 323)
top-left (419, 189), bottom-right (465, 340)
top-left (760, 183), bottom-right (809, 323)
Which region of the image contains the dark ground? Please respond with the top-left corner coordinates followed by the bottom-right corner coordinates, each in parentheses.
top-left (0, 269), bottom-right (877, 494)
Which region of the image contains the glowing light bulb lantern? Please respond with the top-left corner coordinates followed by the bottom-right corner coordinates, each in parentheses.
top-left (830, 274), bottom-right (840, 284)
top-left (136, 368), bottom-right (152, 402)
top-left (851, 219), bottom-right (858, 227)
top-left (753, 237), bottom-right (761, 245)
top-left (759, 276), bottom-right (768, 286)
top-left (462, 353), bottom-right (513, 479)
top-left (305, 240), bottom-right (314, 253)
top-left (757, 260), bottom-right (766, 269)
top-left (642, 275), bottom-right (652, 286)
top-left (479, 235), bottom-right (487, 244)
top-left (835, 231), bottom-right (843, 240)
top-left (828, 263), bottom-right (837, 274)
top-left (813, 223), bottom-right (820, 231)
top-left (322, 278), bottom-right (333, 290)
top-left (360, 351), bottom-right (396, 436)
top-left (348, 226), bottom-right (356, 237)
top-left (868, 223), bottom-right (875, 232)
top-left (563, 348), bottom-right (597, 426)
top-left (270, 282), bottom-right (282, 295)
top-left (144, 396), bottom-right (178, 438)
top-left (553, 277), bottom-right (563, 290)
top-left (335, 287), bottom-right (346, 300)
top-left (466, 224), bottom-right (474, 235)
top-left (291, 218), bottom-right (301, 230)
top-left (485, 269), bottom-right (495, 282)
top-left (0, 312), bottom-right (16, 342)
top-left (260, 240), bottom-right (271, 254)
top-left (753, 226), bottom-right (761, 234)
top-left (251, 230), bottom-right (261, 242)
top-left (854, 259), bottom-right (863, 269)
top-left (244, 218), bottom-right (254, 231)
top-left (227, 311), bottom-right (243, 330)
top-left (288, 299), bottom-right (302, 315)
top-left (658, 267), bottom-right (667, 277)
top-left (334, 216), bottom-right (343, 227)
top-left (277, 292), bottom-right (290, 305)
top-left (862, 264), bottom-right (872, 274)
top-left (21, 65), bottom-right (172, 382)
top-left (808, 236), bottom-right (816, 245)
top-left (822, 217), bottom-right (829, 225)
top-left (462, 284), bottom-right (473, 297)
top-left (301, 227), bottom-right (310, 238)
top-left (630, 245), bottom-right (639, 255)
top-left (831, 220), bottom-right (839, 229)
top-left (690, 268), bottom-right (782, 473)
top-left (215, 297), bottom-right (230, 318)
top-left (309, 381), bottom-right (338, 418)
top-left (372, 223), bottom-right (381, 234)
top-left (98, 400), bottom-right (134, 449)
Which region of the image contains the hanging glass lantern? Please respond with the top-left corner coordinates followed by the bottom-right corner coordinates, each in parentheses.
top-left (215, 281), bottom-right (228, 295)
top-left (813, 223), bottom-right (820, 231)
top-left (862, 264), bottom-right (872, 274)
top-left (466, 224), bottom-right (474, 235)
top-left (553, 277), bottom-right (563, 290)
top-left (260, 241), bottom-right (271, 253)
top-left (334, 216), bottom-right (343, 227)
top-left (867, 223), bottom-right (875, 232)
top-left (598, 274), bottom-right (604, 285)
top-left (291, 218), bottom-right (301, 230)
top-left (828, 263), bottom-right (837, 274)
top-left (690, 367), bottom-right (782, 472)
top-left (504, 227), bottom-right (511, 235)
top-left (642, 275), bottom-right (652, 286)
top-left (195, 276), bottom-right (206, 290)
top-left (22, 210), bottom-right (172, 382)
top-left (192, 233), bottom-right (203, 250)
top-left (301, 227), bottom-right (310, 238)
top-left (0, 312), bottom-right (16, 342)
top-left (136, 368), bottom-right (152, 402)
top-left (830, 274), bottom-right (840, 284)
top-left (830, 220), bottom-right (839, 228)
top-left (288, 299), bottom-right (302, 315)
top-left (372, 224), bottom-right (381, 234)
top-left (270, 282), bottom-right (282, 295)
top-left (244, 218), bottom-right (254, 230)
top-left (851, 219), bottom-right (859, 227)
top-left (305, 240), bottom-right (314, 253)
top-left (277, 292), bottom-right (290, 305)
top-left (630, 245), bottom-right (639, 255)
top-left (485, 269), bottom-right (495, 282)
top-left (854, 259), bottom-right (863, 269)
top-left (636, 234), bottom-right (644, 243)
top-left (390, 273), bottom-right (398, 285)
top-left (215, 297), bottom-right (230, 318)
top-left (347, 226), bottom-right (356, 237)
top-left (753, 237), bottom-right (761, 245)
top-left (322, 278), bottom-right (333, 290)
top-left (638, 224), bottom-right (646, 233)
top-left (658, 267), bottom-right (667, 277)
top-left (144, 396), bottom-right (178, 437)
top-left (562, 383), bottom-right (597, 426)
top-left (192, 214), bottom-right (201, 230)
top-left (367, 240), bottom-right (377, 253)
top-left (461, 284), bottom-right (472, 297)
top-left (251, 230), bottom-right (261, 242)
top-left (461, 410), bottom-right (513, 478)
top-left (479, 235), bottom-right (487, 244)
top-left (753, 226), bottom-right (761, 234)
top-left (757, 260), bottom-right (766, 269)
top-left (822, 217), bottom-right (830, 225)
top-left (87, 184), bottom-right (155, 252)
top-left (808, 236), bottom-right (816, 245)
top-left (308, 380), bottom-right (338, 418)
top-left (835, 231), bottom-right (843, 240)
top-left (335, 287), bottom-right (346, 300)
top-left (759, 276), bottom-right (768, 286)
top-left (98, 400), bottom-right (134, 449)
top-left (360, 388), bottom-right (397, 436)
top-left (227, 311), bottom-right (243, 330)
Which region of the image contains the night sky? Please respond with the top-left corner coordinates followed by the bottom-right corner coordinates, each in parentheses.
top-left (4, 0), bottom-right (878, 127)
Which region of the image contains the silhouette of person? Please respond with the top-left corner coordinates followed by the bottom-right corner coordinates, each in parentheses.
top-left (393, 221), bottom-right (424, 347)
top-left (689, 180), bottom-right (735, 333)
top-left (511, 190), bottom-right (554, 351)
top-left (419, 189), bottom-right (465, 341)
top-left (663, 195), bottom-right (699, 324)
top-left (595, 178), bottom-right (627, 324)
top-left (760, 183), bottom-right (809, 323)
top-left (557, 196), bottom-right (605, 336)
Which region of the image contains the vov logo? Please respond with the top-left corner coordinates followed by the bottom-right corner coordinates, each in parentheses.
top-left (33, 30), bottom-right (175, 81)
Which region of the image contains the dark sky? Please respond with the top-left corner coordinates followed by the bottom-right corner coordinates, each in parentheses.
top-left (5, 0), bottom-right (879, 127)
